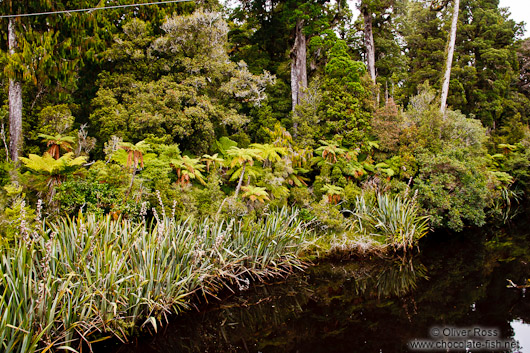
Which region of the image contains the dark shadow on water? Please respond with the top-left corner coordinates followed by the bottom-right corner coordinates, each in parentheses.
top-left (97, 215), bottom-right (530, 353)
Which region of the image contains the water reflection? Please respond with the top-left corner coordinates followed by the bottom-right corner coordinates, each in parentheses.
top-left (99, 216), bottom-right (530, 353)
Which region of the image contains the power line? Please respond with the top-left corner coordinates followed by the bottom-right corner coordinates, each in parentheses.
top-left (0, 0), bottom-right (194, 19)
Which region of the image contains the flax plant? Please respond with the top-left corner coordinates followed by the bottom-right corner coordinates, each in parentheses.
top-left (0, 207), bottom-right (306, 353)
top-left (348, 193), bottom-right (430, 250)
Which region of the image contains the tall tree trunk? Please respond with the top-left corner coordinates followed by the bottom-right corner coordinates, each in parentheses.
top-left (385, 80), bottom-right (389, 103)
top-left (291, 18), bottom-right (307, 134)
top-left (234, 162), bottom-right (246, 198)
top-left (125, 166), bottom-right (137, 199)
top-left (362, 7), bottom-right (376, 84)
top-left (440, 0), bottom-right (460, 115)
top-left (362, 5), bottom-right (378, 105)
top-left (8, 17), bottom-right (22, 162)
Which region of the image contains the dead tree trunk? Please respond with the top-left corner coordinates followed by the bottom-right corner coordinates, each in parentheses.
top-left (440, 0), bottom-right (460, 115)
top-left (8, 17), bottom-right (23, 162)
top-left (290, 18), bottom-right (308, 134)
top-left (362, 7), bottom-right (376, 84)
top-left (234, 162), bottom-right (246, 199)
top-left (362, 5), bottom-right (379, 105)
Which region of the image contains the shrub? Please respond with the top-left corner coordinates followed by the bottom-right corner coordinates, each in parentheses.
top-left (54, 179), bottom-right (119, 216)
top-left (414, 150), bottom-right (491, 231)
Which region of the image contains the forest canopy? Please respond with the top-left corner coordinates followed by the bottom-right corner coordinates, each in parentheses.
top-left (0, 0), bottom-right (529, 234)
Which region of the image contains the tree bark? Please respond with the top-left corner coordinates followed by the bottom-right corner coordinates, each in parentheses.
top-left (125, 166), bottom-right (137, 199)
top-left (234, 162), bottom-right (246, 198)
top-left (362, 6), bottom-right (376, 84)
top-left (440, 0), bottom-right (460, 115)
top-left (290, 18), bottom-right (308, 134)
top-left (8, 17), bottom-right (23, 162)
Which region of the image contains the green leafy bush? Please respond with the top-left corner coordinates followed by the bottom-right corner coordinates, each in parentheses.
top-left (414, 151), bottom-right (492, 231)
top-left (397, 85), bottom-right (502, 231)
top-left (54, 179), bottom-right (120, 216)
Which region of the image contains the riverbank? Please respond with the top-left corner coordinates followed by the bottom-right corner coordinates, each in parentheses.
top-left (0, 192), bottom-right (431, 353)
top-left (0, 208), bottom-right (307, 353)
top-left (97, 213), bottom-right (530, 353)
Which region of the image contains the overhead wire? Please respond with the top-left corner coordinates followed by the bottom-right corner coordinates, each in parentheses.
top-left (0, 0), bottom-right (193, 19)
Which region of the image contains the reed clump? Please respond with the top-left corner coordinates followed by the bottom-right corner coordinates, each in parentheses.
top-left (347, 192), bottom-right (430, 251)
top-left (297, 193), bottom-right (430, 259)
top-left (0, 207), bottom-right (306, 353)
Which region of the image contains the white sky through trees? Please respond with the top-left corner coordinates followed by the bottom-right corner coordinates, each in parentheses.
top-left (499, 0), bottom-right (529, 37)
top-left (344, 0), bottom-right (529, 38)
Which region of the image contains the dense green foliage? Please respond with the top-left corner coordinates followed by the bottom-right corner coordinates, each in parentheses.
top-left (1, 0), bottom-right (530, 350)
top-left (0, 1), bottom-right (527, 230)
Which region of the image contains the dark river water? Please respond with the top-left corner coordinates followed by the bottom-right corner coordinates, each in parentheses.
top-left (99, 215), bottom-right (530, 353)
